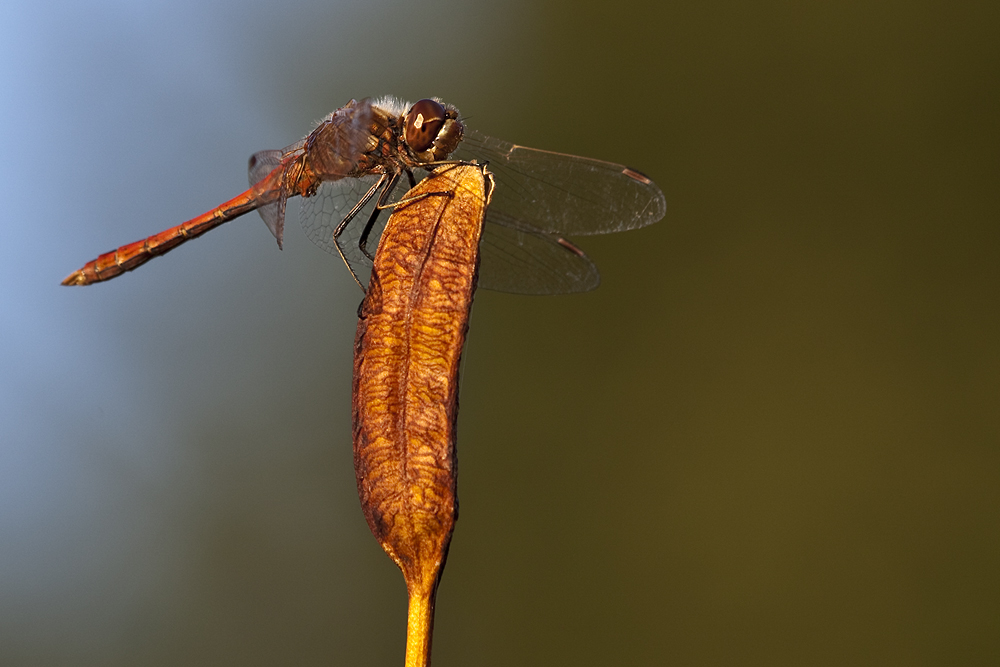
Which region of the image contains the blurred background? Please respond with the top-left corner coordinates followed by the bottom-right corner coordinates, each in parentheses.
top-left (2, 0), bottom-right (998, 664)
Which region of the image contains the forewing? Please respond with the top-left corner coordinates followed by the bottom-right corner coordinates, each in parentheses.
top-left (456, 129), bottom-right (665, 236)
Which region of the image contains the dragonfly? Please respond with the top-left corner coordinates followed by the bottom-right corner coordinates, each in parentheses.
top-left (62, 96), bottom-right (666, 294)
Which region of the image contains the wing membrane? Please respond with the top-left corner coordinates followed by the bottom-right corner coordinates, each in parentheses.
top-left (478, 212), bottom-right (600, 294)
top-left (456, 129), bottom-right (665, 236)
top-left (247, 148), bottom-right (287, 245)
top-left (300, 174), bottom-right (392, 287)
top-left (299, 168), bottom-right (603, 295)
top-left (294, 124), bottom-right (663, 295)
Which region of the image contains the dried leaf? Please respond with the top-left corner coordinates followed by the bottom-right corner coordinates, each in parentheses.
top-left (352, 164), bottom-right (490, 667)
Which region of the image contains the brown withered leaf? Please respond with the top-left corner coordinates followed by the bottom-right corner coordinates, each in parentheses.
top-left (352, 163), bottom-right (491, 667)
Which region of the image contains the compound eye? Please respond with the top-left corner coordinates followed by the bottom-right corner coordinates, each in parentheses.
top-left (404, 99), bottom-right (446, 152)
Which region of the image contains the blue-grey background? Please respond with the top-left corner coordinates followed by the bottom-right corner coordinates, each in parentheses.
top-left (2, 0), bottom-right (998, 664)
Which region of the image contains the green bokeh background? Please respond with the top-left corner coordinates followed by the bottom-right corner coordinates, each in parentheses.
top-left (3, 0), bottom-right (997, 664)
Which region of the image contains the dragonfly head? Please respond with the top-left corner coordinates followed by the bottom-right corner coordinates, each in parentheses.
top-left (404, 99), bottom-right (464, 163)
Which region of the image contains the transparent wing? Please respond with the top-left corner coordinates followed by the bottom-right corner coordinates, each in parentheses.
top-left (300, 174), bottom-right (396, 288)
top-left (478, 211), bottom-right (600, 294)
top-left (247, 148), bottom-right (286, 245)
top-left (250, 97), bottom-right (375, 250)
top-left (248, 149), bottom-right (284, 187)
top-left (455, 129), bottom-right (666, 236)
top-left (301, 169), bottom-right (601, 294)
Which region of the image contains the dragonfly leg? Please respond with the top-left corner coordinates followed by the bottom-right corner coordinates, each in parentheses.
top-left (332, 173), bottom-right (387, 292)
top-left (357, 164), bottom-right (481, 264)
top-left (358, 172), bottom-right (402, 262)
top-left (374, 165), bottom-right (467, 215)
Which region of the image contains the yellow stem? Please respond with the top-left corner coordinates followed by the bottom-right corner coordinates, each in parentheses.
top-left (404, 585), bottom-right (437, 667)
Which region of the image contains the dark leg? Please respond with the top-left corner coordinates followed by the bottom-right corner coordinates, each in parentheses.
top-left (332, 174), bottom-right (386, 291)
top-left (358, 172), bottom-right (402, 262)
